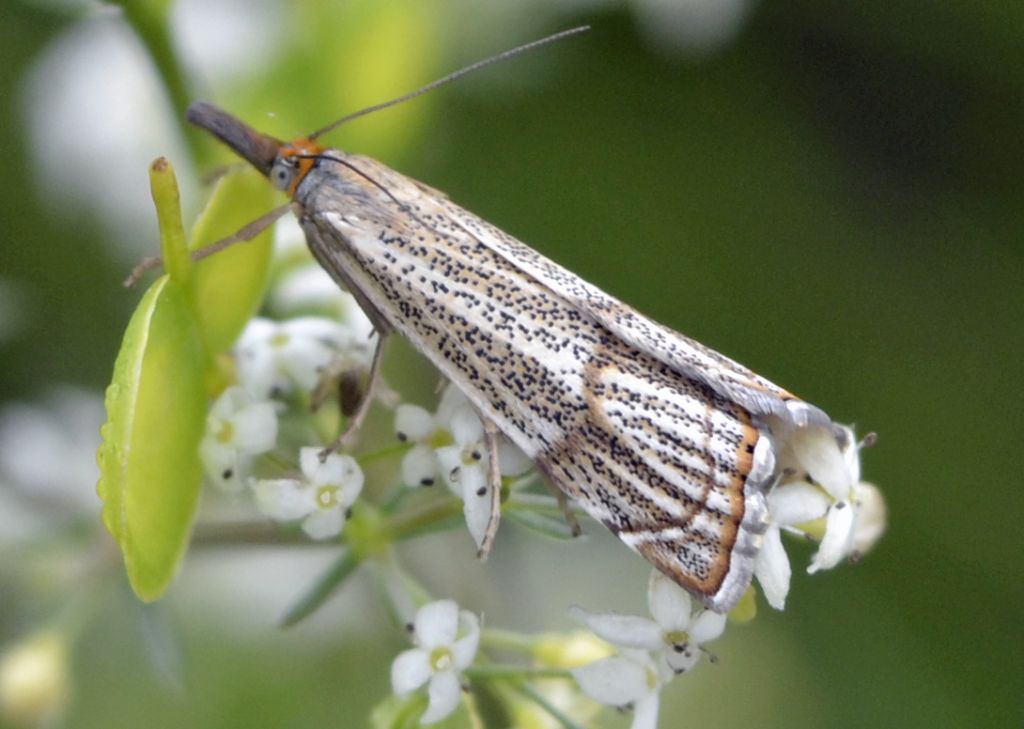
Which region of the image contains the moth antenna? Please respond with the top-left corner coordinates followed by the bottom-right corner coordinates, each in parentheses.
top-left (308, 25), bottom-right (589, 140)
top-left (301, 153), bottom-right (458, 243)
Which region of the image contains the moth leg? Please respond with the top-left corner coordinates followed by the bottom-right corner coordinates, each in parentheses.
top-left (318, 333), bottom-right (388, 460)
top-left (475, 413), bottom-right (503, 562)
top-left (548, 481), bottom-right (582, 537)
top-left (532, 460), bottom-right (582, 538)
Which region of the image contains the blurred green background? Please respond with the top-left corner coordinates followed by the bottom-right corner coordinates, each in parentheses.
top-left (1, 1), bottom-right (1021, 728)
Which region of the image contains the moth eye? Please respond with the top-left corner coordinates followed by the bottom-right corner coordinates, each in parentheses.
top-left (270, 159), bottom-right (295, 190)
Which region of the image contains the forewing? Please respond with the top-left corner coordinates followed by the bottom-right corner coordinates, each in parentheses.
top-left (435, 199), bottom-right (829, 427)
top-left (294, 153), bottom-right (777, 610)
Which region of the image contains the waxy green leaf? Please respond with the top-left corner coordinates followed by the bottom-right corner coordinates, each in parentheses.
top-left (98, 159), bottom-right (276, 601)
top-left (189, 169), bottom-right (276, 353)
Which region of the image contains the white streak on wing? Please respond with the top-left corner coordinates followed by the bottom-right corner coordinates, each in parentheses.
top-left (595, 367), bottom-right (750, 509)
top-left (317, 208), bottom-right (597, 460)
top-left (438, 202), bottom-right (830, 426)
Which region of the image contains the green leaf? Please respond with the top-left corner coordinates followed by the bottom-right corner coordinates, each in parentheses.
top-left (189, 168), bottom-right (277, 354)
top-left (97, 275), bottom-right (207, 601)
top-left (97, 158), bottom-right (211, 601)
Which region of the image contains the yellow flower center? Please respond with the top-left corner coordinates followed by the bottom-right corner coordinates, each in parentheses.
top-left (645, 664), bottom-right (659, 691)
top-left (315, 485), bottom-right (340, 510)
top-left (429, 646), bottom-right (453, 672)
top-left (215, 420), bottom-right (234, 444)
top-left (269, 332), bottom-right (290, 349)
top-left (664, 630), bottom-right (689, 647)
top-left (428, 429), bottom-right (454, 450)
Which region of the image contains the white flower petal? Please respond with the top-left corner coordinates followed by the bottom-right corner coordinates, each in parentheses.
top-left (569, 607), bottom-right (663, 651)
top-left (497, 439), bottom-right (533, 476)
top-left (664, 642), bottom-right (702, 674)
top-left (790, 426), bottom-right (851, 500)
top-left (572, 655), bottom-right (649, 707)
top-left (338, 466), bottom-right (365, 506)
top-left (199, 438), bottom-right (244, 491)
top-left (435, 445), bottom-right (464, 494)
top-left (852, 482), bottom-right (887, 554)
top-left (301, 507), bottom-right (345, 540)
top-left (208, 386), bottom-right (247, 418)
top-left (391, 649), bottom-right (431, 695)
top-left (754, 526), bottom-right (791, 610)
top-left (312, 452), bottom-right (363, 494)
top-left (282, 338), bottom-right (334, 391)
top-left (451, 611), bottom-right (481, 670)
top-left (401, 446), bottom-right (438, 487)
top-left (395, 404), bottom-right (436, 441)
top-left (282, 316), bottom-right (350, 346)
top-left (436, 385), bottom-right (470, 425)
top-left (836, 424), bottom-right (862, 485)
top-left (230, 402), bottom-right (278, 454)
top-left (449, 407), bottom-right (483, 446)
top-left (253, 478), bottom-right (315, 520)
top-left (808, 500), bottom-right (857, 573)
top-left (298, 447), bottom-right (322, 480)
top-left (768, 482), bottom-right (830, 527)
top-left (647, 570), bottom-right (692, 632)
top-left (422, 670), bottom-right (461, 724)
top-left (461, 470), bottom-right (492, 549)
top-left (688, 610), bottom-right (726, 645)
top-left (631, 692), bottom-right (661, 729)
top-left (414, 600), bottom-right (459, 649)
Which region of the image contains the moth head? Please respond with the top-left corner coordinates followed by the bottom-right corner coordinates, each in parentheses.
top-left (272, 137), bottom-right (324, 196)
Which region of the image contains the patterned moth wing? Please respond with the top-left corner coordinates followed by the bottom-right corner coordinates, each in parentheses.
top-left (293, 152), bottom-right (802, 612)
top-left (185, 102), bottom-right (836, 612)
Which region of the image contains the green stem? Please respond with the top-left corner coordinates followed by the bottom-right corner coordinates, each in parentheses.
top-left (515, 681), bottom-right (586, 729)
top-left (281, 550), bottom-right (362, 626)
top-left (481, 628), bottom-right (543, 654)
top-left (191, 521), bottom-right (317, 547)
top-left (388, 497), bottom-right (464, 541)
top-left (357, 441), bottom-right (412, 466)
top-left (464, 665), bottom-right (572, 681)
top-left (113, 0), bottom-right (204, 163)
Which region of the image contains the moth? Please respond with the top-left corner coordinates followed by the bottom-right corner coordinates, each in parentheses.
top-left (186, 33), bottom-right (833, 613)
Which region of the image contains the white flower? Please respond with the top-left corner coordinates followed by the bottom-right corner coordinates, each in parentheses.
top-left (396, 385), bottom-right (533, 550)
top-left (572, 570), bottom-right (726, 674)
top-left (390, 599), bottom-right (480, 725)
top-left (199, 386), bottom-right (278, 492)
top-left (851, 480), bottom-right (887, 556)
top-left (754, 424), bottom-right (887, 609)
top-left (571, 649), bottom-right (672, 729)
top-left (394, 385), bottom-right (467, 488)
top-left (235, 316), bottom-right (370, 399)
top-left (252, 447), bottom-right (363, 539)
top-left (569, 570), bottom-right (731, 729)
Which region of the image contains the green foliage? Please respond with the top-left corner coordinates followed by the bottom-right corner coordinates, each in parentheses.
top-left (97, 160), bottom-right (274, 600)
top-left (97, 254), bottom-right (206, 601)
top-left (188, 169), bottom-right (276, 354)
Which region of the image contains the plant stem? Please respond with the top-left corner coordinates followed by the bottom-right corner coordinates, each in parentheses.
top-left (113, 0), bottom-right (204, 163)
top-left (464, 665), bottom-right (571, 681)
top-left (481, 628), bottom-right (542, 653)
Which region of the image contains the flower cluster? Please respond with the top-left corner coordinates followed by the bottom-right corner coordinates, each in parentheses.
top-left (754, 423), bottom-right (887, 609)
top-left (195, 263), bottom-right (376, 541)
top-left (186, 234), bottom-right (887, 729)
top-left (394, 384), bottom-right (533, 549)
top-left (390, 600), bottom-right (481, 724)
top-left (569, 570), bottom-right (727, 729)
